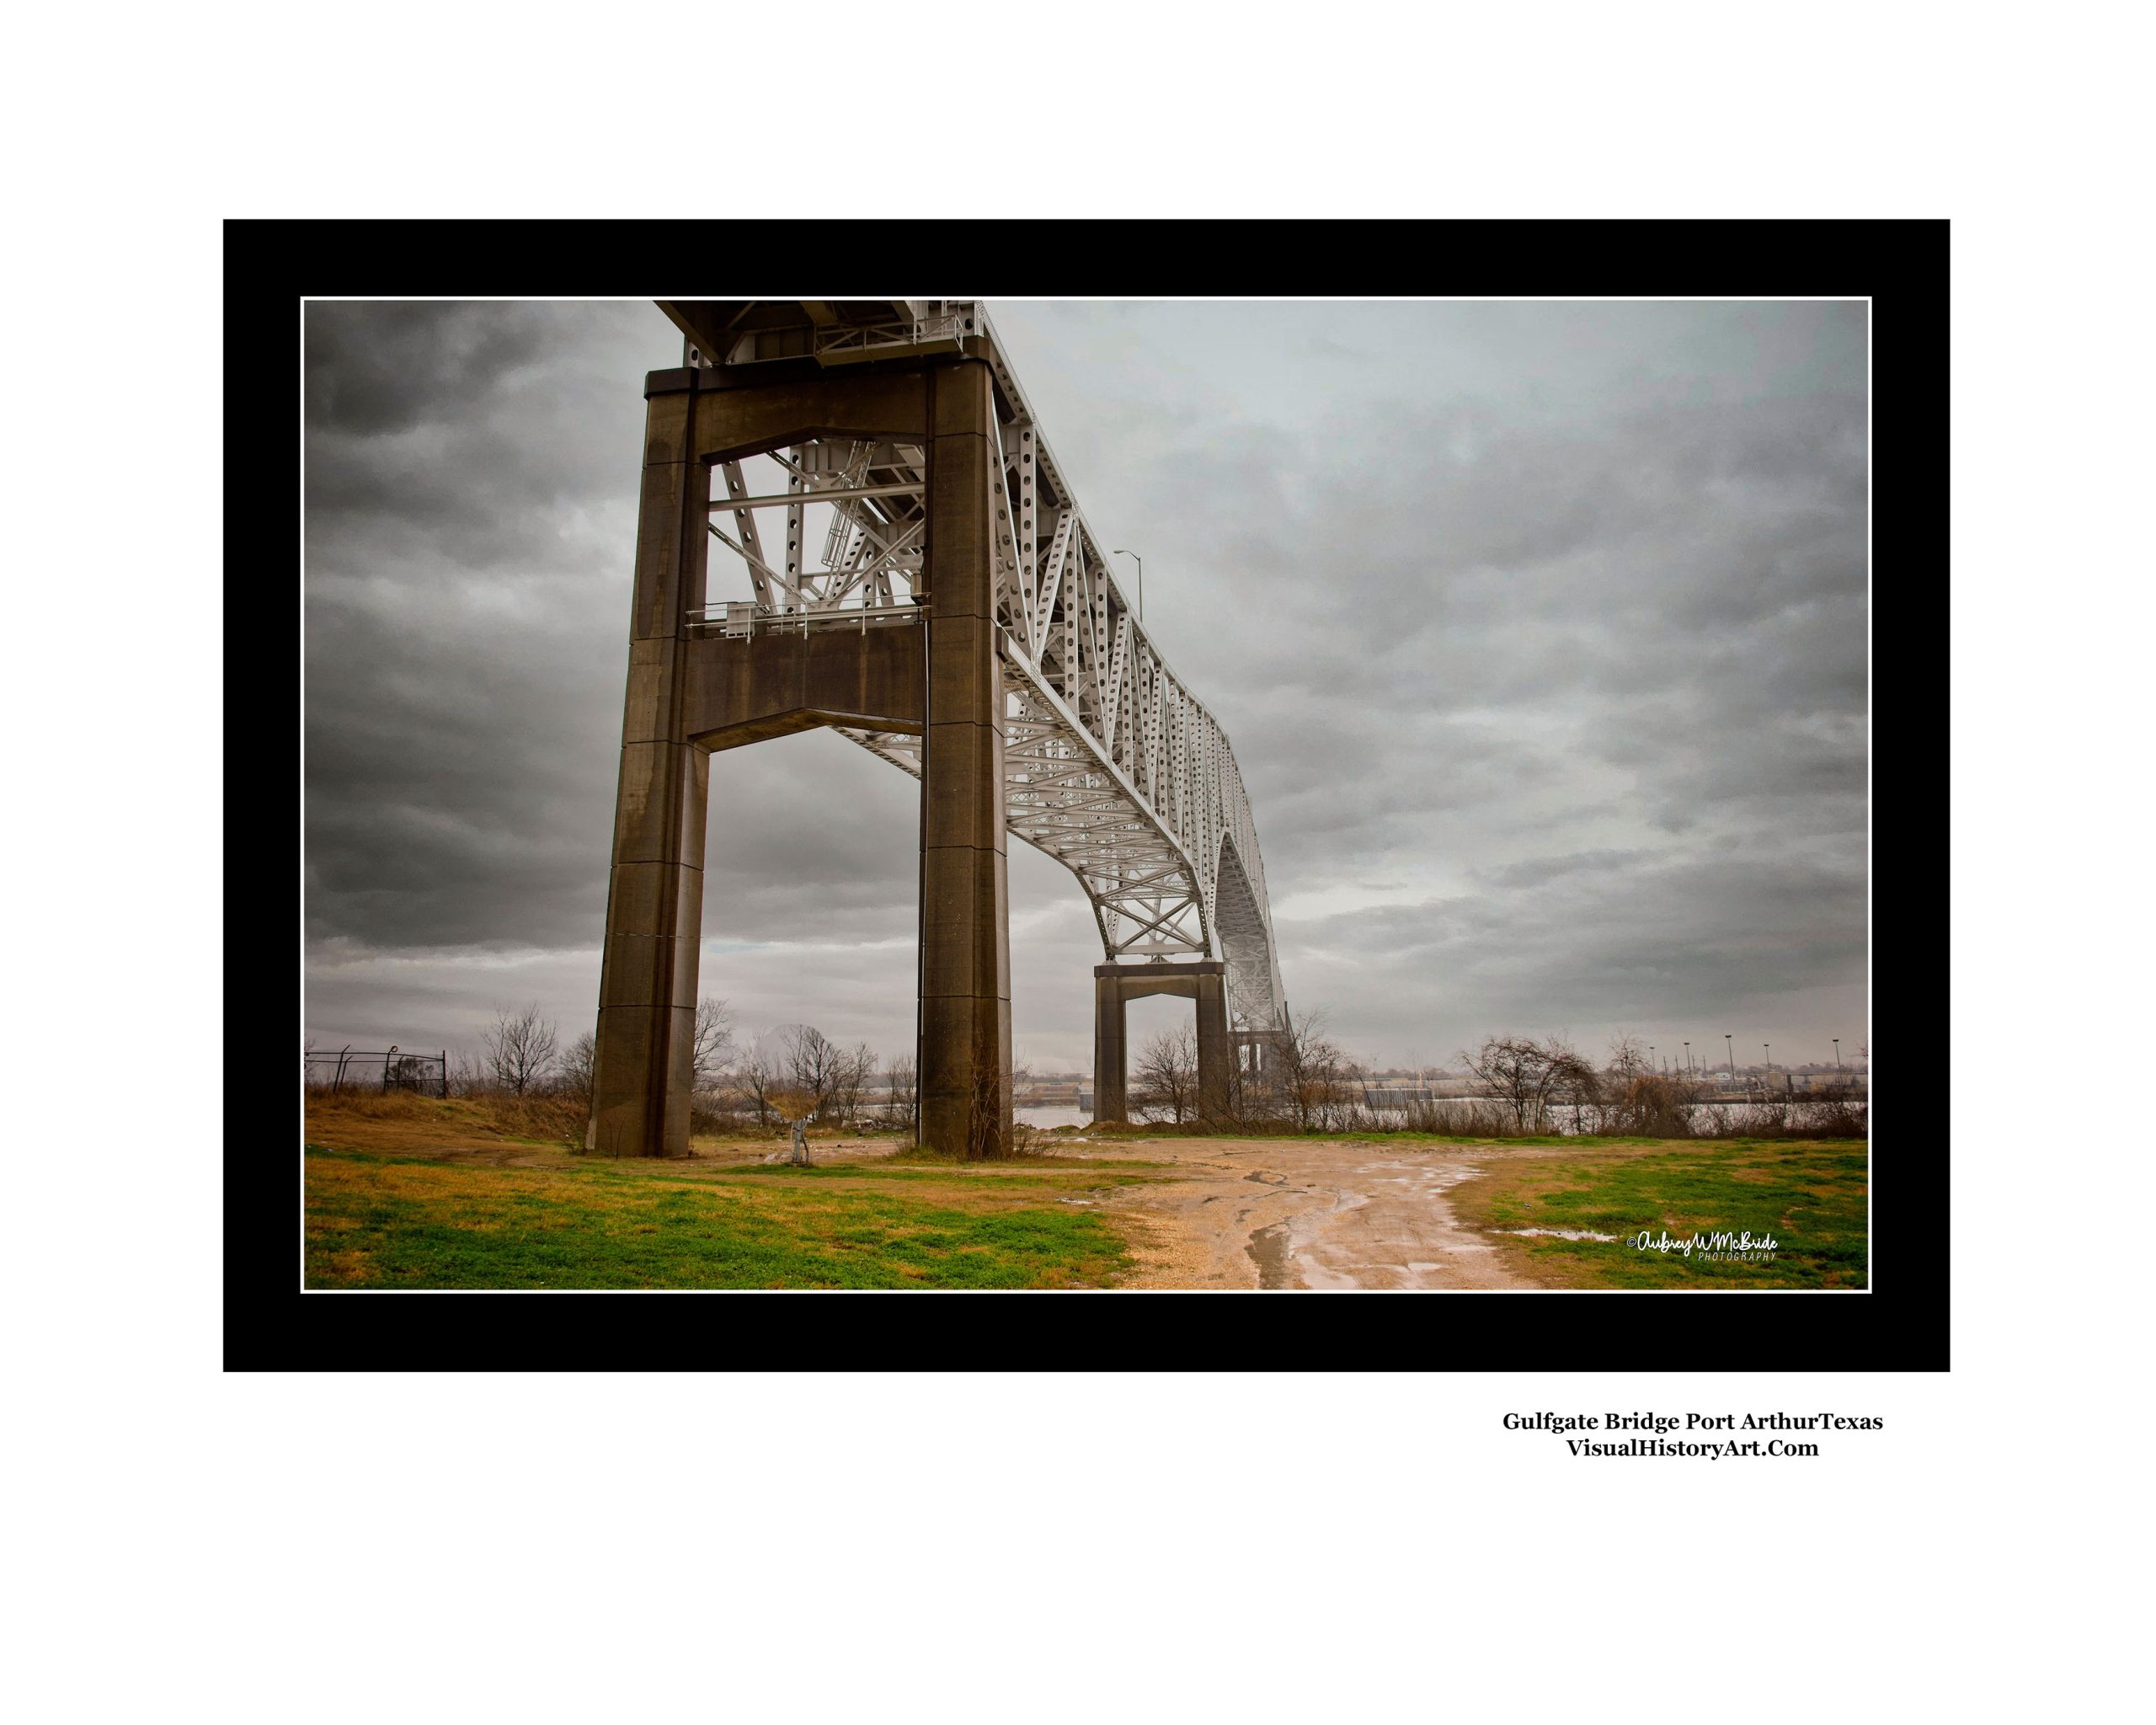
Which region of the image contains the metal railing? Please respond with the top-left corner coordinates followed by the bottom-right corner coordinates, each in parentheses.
top-left (685, 601), bottom-right (927, 639)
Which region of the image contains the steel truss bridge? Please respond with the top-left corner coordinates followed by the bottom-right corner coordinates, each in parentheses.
top-left (666, 299), bottom-right (1289, 1038)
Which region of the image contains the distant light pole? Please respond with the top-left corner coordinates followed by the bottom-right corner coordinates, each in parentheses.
top-left (1725, 1034), bottom-right (1734, 1080)
top-left (1764, 1043), bottom-right (1772, 1073)
top-left (1113, 548), bottom-right (1144, 622)
top-left (1684, 1040), bottom-right (1692, 1074)
top-left (1833, 1038), bottom-right (1842, 1070)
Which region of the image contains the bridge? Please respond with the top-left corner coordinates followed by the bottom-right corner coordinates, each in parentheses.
top-left (584, 300), bottom-right (1289, 1156)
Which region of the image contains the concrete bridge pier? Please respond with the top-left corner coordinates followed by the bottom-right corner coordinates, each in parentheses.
top-left (1091, 959), bottom-right (1230, 1124)
top-left (586, 355), bottom-right (1011, 1157)
top-left (585, 382), bottom-right (709, 1156)
top-left (916, 362), bottom-right (1011, 1157)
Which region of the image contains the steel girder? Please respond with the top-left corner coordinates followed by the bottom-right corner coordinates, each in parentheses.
top-left (680, 300), bottom-right (1289, 1034)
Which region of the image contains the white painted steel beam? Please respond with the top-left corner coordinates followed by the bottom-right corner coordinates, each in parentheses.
top-left (696, 302), bottom-right (1289, 1033)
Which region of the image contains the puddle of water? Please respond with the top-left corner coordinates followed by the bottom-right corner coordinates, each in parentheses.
top-left (1295, 1252), bottom-right (1361, 1290)
top-left (1246, 1222), bottom-right (1292, 1289)
top-left (1497, 1226), bottom-right (1616, 1242)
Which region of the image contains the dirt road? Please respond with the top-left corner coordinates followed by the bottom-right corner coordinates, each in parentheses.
top-left (1069, 1137), bottom-right (1541, 1290)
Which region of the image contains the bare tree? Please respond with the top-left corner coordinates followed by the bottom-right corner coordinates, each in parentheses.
top-left (1131, 1025), bottom-right (1198, 1125)
top-left (883, 1053), bottom-right (918, 1132)
top-left (734, 1044), bottom-right (780, 1126)
top-left (1275, 1009), bottom-right (1353, 1131)
top-left (1605, 1033), bottom-right (1651, 1083)
top-left (693, 996), bottom-right (735, 1092)
top-left (821, 1041), bottom-right (878, 1127)
top-left (557, 1029), bottom-right (597, 1103)
top-left (781, 1023), bottom-right (842, 1104)
top-left (446, 1050), bottom-right (489, 1097)
top-left (483, 1003), bottom-right (558, 1096)
top-left (1461, 1034), bottom-right (1582, 1134)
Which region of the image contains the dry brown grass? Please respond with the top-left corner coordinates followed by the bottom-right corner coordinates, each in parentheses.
top-left (303, 1090), bottom-right (590, 1155)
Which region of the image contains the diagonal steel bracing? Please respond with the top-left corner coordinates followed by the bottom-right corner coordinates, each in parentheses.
top-left (680, 300), bottom-right (1289, 1035)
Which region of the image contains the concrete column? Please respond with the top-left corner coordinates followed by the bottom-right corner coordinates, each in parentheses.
top-left (1093, 969), bottom-right (1129, 1124)
top-left (917, 361), bottom-right (1011, 1156)
top-left (1195, 968), bottom-right (1231, 1119)
top-left (586, 382), bottom-right (707, 1156)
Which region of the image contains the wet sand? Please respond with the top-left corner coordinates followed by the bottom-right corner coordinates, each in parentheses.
top-left (1063, 1136), bottom-right (1545, 1290)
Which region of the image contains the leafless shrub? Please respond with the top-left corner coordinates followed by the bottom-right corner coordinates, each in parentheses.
top-left (1592, 1035), bottom-right (1704, 1135)
top-left (882, 1054), bottom-right (918, 1132)
top-left (1399, 1095), bottom-right (1527, 1136)
top-left (1800, 1079), bottom-right (1870, 1138)
top-left (555, 1030), bottom-right (596, 1104)
top-left (446, 1050), bottom-right (492, 1097)
top-left (1273, 1010), bottom-right (1356, 1130)
top-left (1460, 1034), bottom-right (1594, 1134)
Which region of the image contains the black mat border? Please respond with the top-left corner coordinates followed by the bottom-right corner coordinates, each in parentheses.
top-left (237, 217), bottom-right (1943, 1372)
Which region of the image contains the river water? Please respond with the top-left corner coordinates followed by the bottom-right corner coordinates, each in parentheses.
top-left (1014, 1097), bottom-right (1862, 1135)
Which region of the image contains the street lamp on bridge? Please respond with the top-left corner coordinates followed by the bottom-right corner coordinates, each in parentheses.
top-left (1725, 1033), bottom-right (1734, 1080)
top-left (1113, 549), bottom-right (1144, 622)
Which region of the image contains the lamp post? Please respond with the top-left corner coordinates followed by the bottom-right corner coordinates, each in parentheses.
top-left (1113, 548), bottom-right (1144, 622)
top-left (1725, 1034), bottom-right (1734, 1081)
top-left (1833, 1038), bottom-right (1841, 1070)
top-left (1684, 1040), bottom-right (1691, 1074)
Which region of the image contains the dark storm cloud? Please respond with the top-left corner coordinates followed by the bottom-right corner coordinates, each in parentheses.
top-left (305, 299), bottom-right (1868, 1070)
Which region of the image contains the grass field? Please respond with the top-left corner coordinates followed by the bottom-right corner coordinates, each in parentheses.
top-left (304, 1146), bottom-right (1159, 1290)
top-left (301, 1093), bottom-right (1865, 1290)
top-left (1435, 1138), bottom-right (1869, 1289)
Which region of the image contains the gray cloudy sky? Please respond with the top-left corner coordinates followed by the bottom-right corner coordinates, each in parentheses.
top-left (304, 298), bottom-right (1868, 1076)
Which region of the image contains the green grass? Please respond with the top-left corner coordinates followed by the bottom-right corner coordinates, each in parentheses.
top-left (1438, 1139), bottom-right (1869, 1289)
top-left (305, 1147), bottom-right (1149, 1290)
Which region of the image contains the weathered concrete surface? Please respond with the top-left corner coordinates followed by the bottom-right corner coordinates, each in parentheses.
top-left (587, 387), bottom-right (707, 1156)
top-left (916, 360), bottom-right (1010, 1156)
top-left (1091, 960), bottom-right (1230, 1124)
top-left (684, 626), bottom-right (923, 750)
top-left (1075, 1137), bottom-right (1540, 1290)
